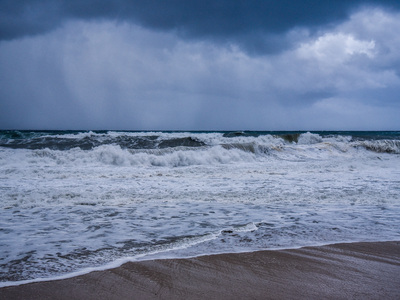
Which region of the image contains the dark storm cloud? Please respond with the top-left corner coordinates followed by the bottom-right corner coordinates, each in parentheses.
top-left (1, 3), bottom-right (400, 130)
top-left (1, 0), bottom-right (400, 53)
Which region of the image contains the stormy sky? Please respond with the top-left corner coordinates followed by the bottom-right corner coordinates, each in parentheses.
top-left (1, 1), bottom-right (399, 130)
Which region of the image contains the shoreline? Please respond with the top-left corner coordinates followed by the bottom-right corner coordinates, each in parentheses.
top-left (1, 241), bottom-right (399, 299)
top-left (1, 239), bottom-right (397, 288)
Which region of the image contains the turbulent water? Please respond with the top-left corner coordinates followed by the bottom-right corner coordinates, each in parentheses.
top-left (1, 130), bottom-right (399, 285)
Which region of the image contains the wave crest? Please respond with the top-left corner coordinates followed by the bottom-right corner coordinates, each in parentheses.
top-left (297, 132), bottom-right (323, 144)
top-left (355, 140), bottom-right (400, 154)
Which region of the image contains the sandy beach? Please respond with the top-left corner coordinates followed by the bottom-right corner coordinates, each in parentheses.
top-left (1, 241), bottom-right (399, 299)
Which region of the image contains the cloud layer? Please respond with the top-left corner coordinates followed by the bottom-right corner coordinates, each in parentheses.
top-left (2, 0), bottom-right (400, 52)
top-left (0, 2), bottom-right (399, 130)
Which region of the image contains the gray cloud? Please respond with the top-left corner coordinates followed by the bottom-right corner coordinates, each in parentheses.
top-left (0, 4), bottom-right (399, 130)
top-left (2, 0), bottom-right (400, 54)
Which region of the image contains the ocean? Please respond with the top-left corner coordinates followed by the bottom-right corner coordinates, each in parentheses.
top-left (0, 130), bottom-right (399, 286)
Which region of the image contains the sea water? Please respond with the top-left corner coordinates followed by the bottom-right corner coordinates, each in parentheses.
top-left (0, 131), bottom-right (399, 285)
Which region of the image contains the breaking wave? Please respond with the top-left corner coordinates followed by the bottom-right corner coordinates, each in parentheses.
top-left (354, 139), bottom-right (400, 154)
top-left (0, 131), bottom-right (399, 168)
top-left (1, 130), bottom-right (399, 285)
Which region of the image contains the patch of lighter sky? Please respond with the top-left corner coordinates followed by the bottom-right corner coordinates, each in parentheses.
top-left (297, 33), bottom-right (375, 64)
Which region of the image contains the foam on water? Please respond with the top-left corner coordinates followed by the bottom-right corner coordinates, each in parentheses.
top-left (0, 131), bottom-right (399, 285)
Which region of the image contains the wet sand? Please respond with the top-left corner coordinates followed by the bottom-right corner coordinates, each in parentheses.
top-left (1, 241), bottom-right (399, 300)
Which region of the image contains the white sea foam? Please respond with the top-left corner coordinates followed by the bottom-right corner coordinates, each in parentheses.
top-left (0, 131), bottom-right (399, 284)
